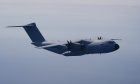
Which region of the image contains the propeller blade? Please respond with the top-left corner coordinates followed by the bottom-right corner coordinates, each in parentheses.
top-left (67, 40), bottom-right (72, 44)
top-left (67, 40), bottom-right (70, 44)
top-left (70, 40), bottom-right (72, 44)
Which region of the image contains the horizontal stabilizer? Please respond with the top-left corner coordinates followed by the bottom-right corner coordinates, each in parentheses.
top-left (7, 26), bottom-right (25, 27)
top-left (7, 23), bottom-right (35, 28)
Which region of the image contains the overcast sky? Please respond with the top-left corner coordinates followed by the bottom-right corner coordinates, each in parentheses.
top-left (0, 0), bottom-right (140, 84)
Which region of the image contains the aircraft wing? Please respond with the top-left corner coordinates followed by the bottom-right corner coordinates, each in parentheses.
top-left (43, 44), bottom-right (68, 54)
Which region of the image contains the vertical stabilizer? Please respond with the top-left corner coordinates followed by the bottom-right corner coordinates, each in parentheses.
top-left (23, 23), bottom-right (45, 43)
top-left (8, 23), bottom-right (46, 46)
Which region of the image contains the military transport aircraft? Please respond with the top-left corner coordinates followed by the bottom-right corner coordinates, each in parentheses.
top-left (8, 23), bottom-right (120, 56)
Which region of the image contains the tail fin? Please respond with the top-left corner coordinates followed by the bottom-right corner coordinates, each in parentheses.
top-left (8, 23), bottom-right (46, 46)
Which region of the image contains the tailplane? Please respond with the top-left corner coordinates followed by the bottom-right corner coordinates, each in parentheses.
top-left (8, 23), bottom-right (46, 46)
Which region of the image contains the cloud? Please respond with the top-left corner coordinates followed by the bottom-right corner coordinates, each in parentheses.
top-left (47, 0), bottom-right (140, 6)
top-left (0, 0), bottom-right (140, 6)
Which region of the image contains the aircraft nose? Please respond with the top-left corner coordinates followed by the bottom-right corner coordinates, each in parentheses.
top-left (115, 44), bottom-right (119, 50)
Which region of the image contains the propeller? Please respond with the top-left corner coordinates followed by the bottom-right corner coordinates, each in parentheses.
top-left (66, 40), bottom-right (72, 50)
top-left (67, 40), bottom-right (72, 44)
top-left (97, 36), bottom-right (103, 40)
top-left (66, 40), bottom-right (86, 51)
